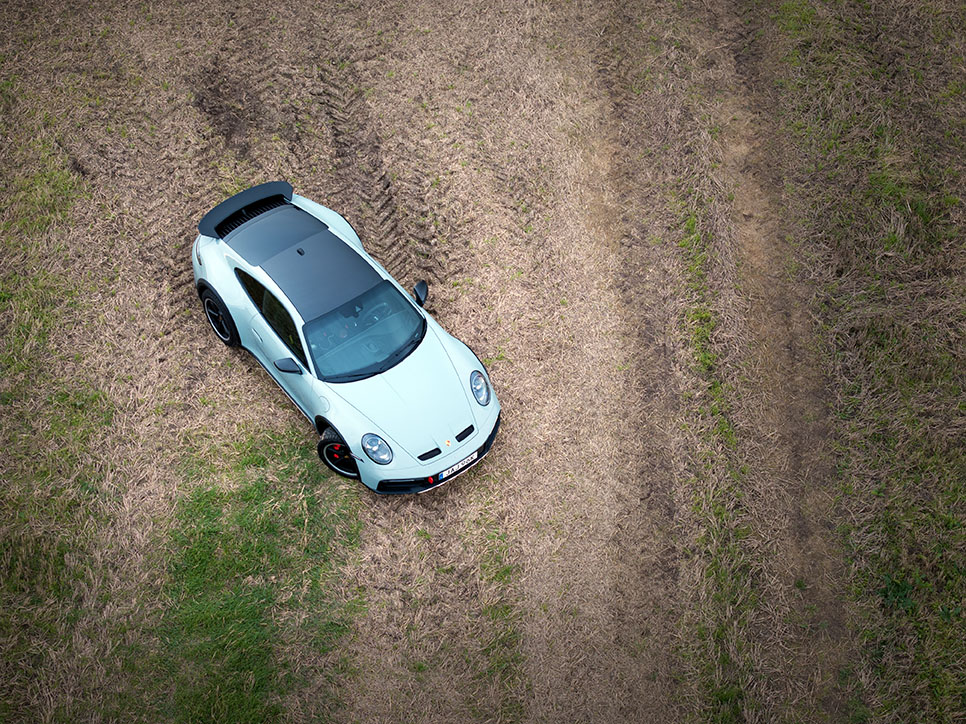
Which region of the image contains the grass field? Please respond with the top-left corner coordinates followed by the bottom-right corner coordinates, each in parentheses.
top-left (1, 1), bottom-right (962, 722)
top-left (763, 1), bottom-right (966, 719)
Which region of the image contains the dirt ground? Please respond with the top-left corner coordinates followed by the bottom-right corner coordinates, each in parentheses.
top-left (1, 0), bottom-right (867, 721)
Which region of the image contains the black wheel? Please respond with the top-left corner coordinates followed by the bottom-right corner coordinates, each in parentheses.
top-left (200, 288), bottom-right (240, 347)
top-left (318, 427), bottom-right (360, 479)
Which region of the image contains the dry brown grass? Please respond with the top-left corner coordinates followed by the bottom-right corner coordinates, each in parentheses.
top-left (313, 1), bottom-right (691, 719)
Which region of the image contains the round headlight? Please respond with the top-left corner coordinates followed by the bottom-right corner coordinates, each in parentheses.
top-left (470, 370), bottom-right (490, 406)
top-left (362, 433), bottom-right (393, 464)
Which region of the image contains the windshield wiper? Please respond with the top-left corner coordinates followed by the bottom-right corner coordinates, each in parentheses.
top-left (384, 318), bottom-right (425, 366)
top-left (326, 370), bottom-right (377, 383)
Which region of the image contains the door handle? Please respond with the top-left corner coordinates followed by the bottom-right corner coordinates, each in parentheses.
top-left (251, 328), bottom-right (263, 344)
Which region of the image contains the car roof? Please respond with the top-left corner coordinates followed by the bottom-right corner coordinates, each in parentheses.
top-left (224, 203), bottom-right (381, 321)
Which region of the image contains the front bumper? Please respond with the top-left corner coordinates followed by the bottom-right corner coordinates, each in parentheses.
top-left (374, 413), bottom-right (501, 494)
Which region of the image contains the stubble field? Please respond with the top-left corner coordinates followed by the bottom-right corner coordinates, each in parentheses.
top-left (2, 1), bottom-right (963, 722)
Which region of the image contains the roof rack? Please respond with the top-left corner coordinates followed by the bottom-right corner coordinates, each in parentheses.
top-left (198, 181), bottom-right (294, 238)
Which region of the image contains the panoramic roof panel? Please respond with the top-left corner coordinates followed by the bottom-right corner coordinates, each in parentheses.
top-left (260, 228), bottom-right (382, 321)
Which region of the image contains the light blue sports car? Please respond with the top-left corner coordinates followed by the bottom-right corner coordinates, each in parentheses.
top-left (192, 181), bottom-right (500, 494)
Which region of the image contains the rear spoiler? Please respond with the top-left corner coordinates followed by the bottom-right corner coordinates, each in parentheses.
top-left (197, 180), bottom-right (293, 237)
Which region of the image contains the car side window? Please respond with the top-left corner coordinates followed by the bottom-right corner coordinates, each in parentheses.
top-left (237, 269), bottom-right (265, 309)
top-left (236, 269), bottom-right (309, 368)
top-left (261, 291), bottom-right (308, 367)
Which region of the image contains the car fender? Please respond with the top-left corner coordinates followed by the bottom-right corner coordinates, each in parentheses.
top-left (316, 380), bottom-right (420, 465)
top-left (429, 318), bottom-right (493, 384)
top-left (429, 323), bottom-right (499, 432)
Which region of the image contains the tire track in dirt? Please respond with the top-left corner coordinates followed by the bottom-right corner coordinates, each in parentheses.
top-left (591, 4), bottom-right (696, 715)
top-left (263, 5), bottom-right (592, 720)
top-left (693, 2), bottom-right (857, 718)
top-left (548, 0), bottom-right (853, 718)
top-left (310, 58), bottom-right (442, 287)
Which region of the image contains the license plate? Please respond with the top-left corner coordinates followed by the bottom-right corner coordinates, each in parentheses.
top-left (439, 450), bottom-right (478, 480)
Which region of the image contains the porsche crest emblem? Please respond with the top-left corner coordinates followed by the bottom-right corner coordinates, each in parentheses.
top-left (445, 440), bottom-right (451, 447)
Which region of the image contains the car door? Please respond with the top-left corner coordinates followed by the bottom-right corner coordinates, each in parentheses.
top-left (236, 269), bottom-right (321, 420)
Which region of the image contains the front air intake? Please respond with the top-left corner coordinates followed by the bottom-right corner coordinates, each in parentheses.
top-left (418, 448), bottom-right (441, 461)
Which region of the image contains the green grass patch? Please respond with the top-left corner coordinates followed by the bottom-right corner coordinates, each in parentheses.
top-left (0, 134), bottom-right (83, 238)
top-left (774, 0), bottom-right (816, 38)
top-left (1, 379), bottom-right (116, 608)
top-left (675, 205), bottom-right (759, 722)
top-left (831, 302), bottom-right (966, 720)
top-left (0, 268), bottom-right (76, 382)
top-left (152, 427), bottom-right (362, 723)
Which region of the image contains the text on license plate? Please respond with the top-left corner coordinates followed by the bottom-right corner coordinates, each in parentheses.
top-left (440, 451), bottom-right (478, 480)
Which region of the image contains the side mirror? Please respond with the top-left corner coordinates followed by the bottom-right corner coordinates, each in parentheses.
top-left (273, 358), bottom-right (302, 374)
top-left (413, 280), bottom-right (429, 307)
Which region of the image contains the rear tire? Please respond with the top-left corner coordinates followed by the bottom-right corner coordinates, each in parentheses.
top-left (200, 288), bottom-right (240, 347)
top-left (318, 427), bottom-right (360, 479)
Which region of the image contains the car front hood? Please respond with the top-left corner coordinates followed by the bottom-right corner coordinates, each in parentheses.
top-left (328, 327), bottom-right (475, 459)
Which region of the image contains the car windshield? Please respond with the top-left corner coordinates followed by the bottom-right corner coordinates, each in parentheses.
top-left (304, 280), bottom-right (426, 382)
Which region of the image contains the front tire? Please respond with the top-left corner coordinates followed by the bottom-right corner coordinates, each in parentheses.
top-left (200, 288), bottom-right (240, 347)
top-left (318, 427), bottom-right (360, 479)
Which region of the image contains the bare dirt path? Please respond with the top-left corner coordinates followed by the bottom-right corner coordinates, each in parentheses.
top-left (313, 1), bottom-right (698, 720)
